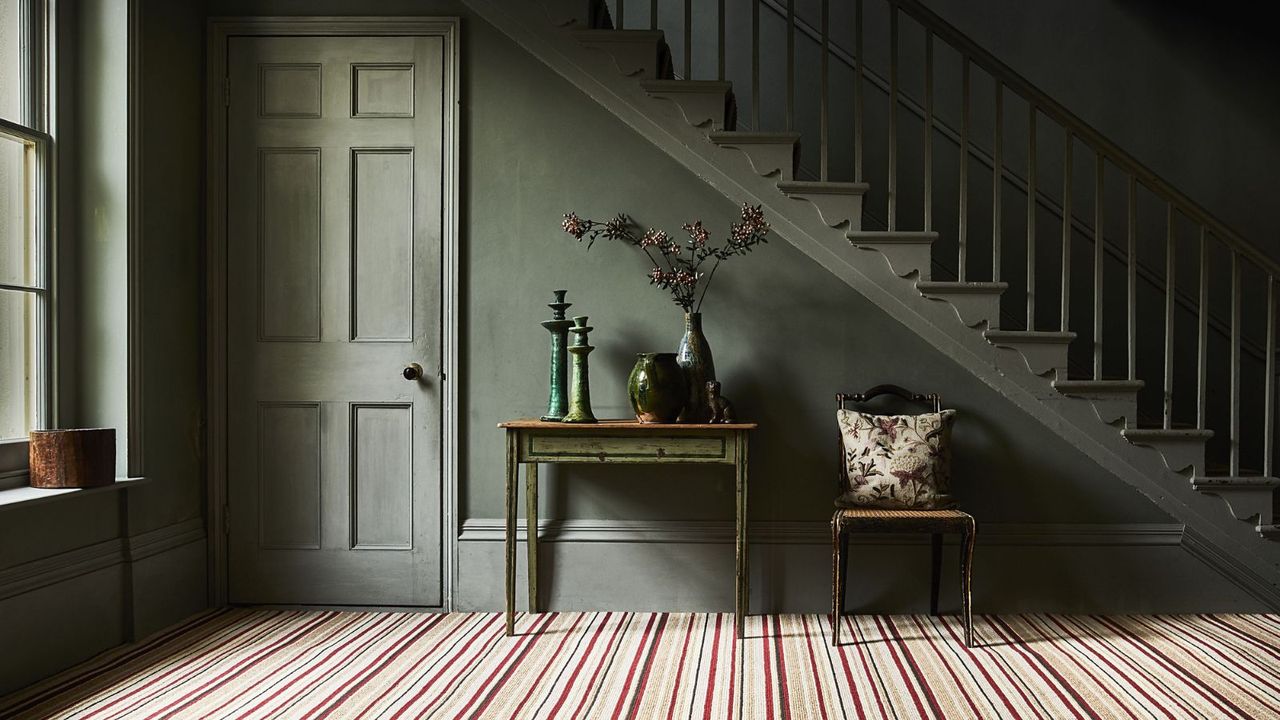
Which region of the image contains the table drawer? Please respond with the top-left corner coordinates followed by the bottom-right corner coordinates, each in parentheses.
top-left (522, 433), bottom-right (733, 463)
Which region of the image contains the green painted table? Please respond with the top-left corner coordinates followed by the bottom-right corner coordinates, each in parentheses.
top-left (499, 419), bottom-right (757, 638)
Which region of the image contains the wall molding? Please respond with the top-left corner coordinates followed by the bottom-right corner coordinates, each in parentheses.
top-left (459, 518), bottom-right (1185, 547)
top-left (1183, 527), bottom-right (1280, 610)
top-left (0, 518), bottom-right (204, 601)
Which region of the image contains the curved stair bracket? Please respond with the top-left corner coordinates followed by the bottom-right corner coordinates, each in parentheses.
top-left (572, 29), bottom-right (671, 79)
top-left (1121, 428), bottom-right (1213, 475)
top-left (983, 330), bottom-right (1074, 380)
top-left (777, 181), bottom-right (869, 229)
top-left (847, 232), bottom-right (935, 280)
top-left (1052, 380), bottom-right (1144, 426)
top-left (1191, 477), bottom-right (1279, 527)
top-left (708, 131), bottom-right (800, 181)
top-left (916, 282), bottom-right (1007, 329)
top-left (640, 80), bottom-right (735, 130)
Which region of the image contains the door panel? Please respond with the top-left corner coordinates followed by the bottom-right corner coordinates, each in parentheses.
top-left (226, 35), bottom-right (444, 606)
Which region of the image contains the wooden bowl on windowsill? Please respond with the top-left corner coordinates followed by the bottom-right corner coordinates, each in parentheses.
top-left (28, 428), bottom-right (116, 489)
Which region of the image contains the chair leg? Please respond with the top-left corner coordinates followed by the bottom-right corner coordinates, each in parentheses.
top-left (831, 518), bottom-right (841, 646)
top-left (839, 531), bottom-right (850, 631)
top-left (929, 532), bottom-right (942, 616)
top-left (961, 519), bottom-right (977, 647)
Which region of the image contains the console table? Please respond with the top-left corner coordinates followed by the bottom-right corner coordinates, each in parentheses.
top-left (499, 419), bottom-right (757, 638)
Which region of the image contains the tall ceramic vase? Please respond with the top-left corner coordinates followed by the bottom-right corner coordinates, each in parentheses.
top-left (676, 312), bottom-right (716, 423)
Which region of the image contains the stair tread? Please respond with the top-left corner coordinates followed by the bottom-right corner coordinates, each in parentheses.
top-left (777, 180), bottom-right (869, 195)
top-left (709, 130), bottom-right (800, 143)
top-left (640, 79), bottom-right (732, 92)
top-left (984, 330), bottom-right (1076, 342)
top-left (572, 29), bottom-right (665, 41)
top-left (916, 281), bottom-right (1009, 293)
top-left (1192, 476), bottom-right (1280, 488)
top-left (1122, 427), bottom-right (1214, 440)
top-left (1053, 379), bottom-right (1145, 392)
top-left (847, 231), bottom-right (937, 243)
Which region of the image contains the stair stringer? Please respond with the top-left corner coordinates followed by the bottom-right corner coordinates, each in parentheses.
top-left (463, 0), bottom-right (1280, 607)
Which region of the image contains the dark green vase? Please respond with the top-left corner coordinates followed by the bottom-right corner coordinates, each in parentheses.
top-left (676, 312), bottom-right (716, 423)
top-left (627, 353), bottom-right (687, 423)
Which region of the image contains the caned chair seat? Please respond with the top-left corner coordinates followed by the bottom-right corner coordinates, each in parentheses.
top-left (834, 507), bottom-right (971, 520)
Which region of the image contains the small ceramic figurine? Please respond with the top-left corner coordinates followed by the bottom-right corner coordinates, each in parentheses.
top-left (706, 381), bottom-right (736, 423)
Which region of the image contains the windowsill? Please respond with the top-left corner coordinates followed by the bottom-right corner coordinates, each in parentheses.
top-left (0, 477), bottom-right (150, 512)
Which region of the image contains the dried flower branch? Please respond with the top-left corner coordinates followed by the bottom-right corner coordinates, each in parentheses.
top-left (561, 204), bottom-right (770, 313)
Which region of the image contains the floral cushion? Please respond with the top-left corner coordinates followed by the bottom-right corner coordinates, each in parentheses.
top-left (836, 408), bottom-right (956, 509)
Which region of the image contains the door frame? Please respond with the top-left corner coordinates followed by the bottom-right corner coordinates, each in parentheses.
top-left (205, 17), bottom-right (461, 609)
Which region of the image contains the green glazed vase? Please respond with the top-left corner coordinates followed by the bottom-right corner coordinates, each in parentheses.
top-left (627, 353), bottom-right (687, 423)
top-left (676, 312), bottom-right (716, 423)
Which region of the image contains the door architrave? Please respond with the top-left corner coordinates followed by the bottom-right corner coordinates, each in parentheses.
top-left (205, 16), bottom-right (461, 609)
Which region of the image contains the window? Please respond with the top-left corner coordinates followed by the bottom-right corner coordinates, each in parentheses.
top-left (0, 0), bottom-right (51, 449)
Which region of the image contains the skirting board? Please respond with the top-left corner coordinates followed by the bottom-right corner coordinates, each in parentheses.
top-left (456, 518), bottom-right (1269, 614)
top-left (0, 519), bottom-right (208, 694)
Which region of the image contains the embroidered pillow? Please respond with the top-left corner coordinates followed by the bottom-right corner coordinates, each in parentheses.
top-left (836, 408), bottom-right (956, 509)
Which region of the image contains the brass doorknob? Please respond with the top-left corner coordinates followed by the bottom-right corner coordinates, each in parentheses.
top-left (403, 363), bottom-right (424, 381)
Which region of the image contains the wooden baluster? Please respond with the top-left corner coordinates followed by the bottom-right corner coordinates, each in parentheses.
top-left (1060, 131), bottom-right (1071, 331)
top-left (923, 30), bottom-right (933, 232)
top-left (684, 0), bottom-right (692, 79)
top-left (959, 56), bottom-right (970, 278)
top-left (1197, 228), bottom-right (1209, 429)
top-left (1026, 106), bottom-right (1036, 330)
top-left (1231, 251), bottom-right (1241, 475)
top-left (618, 0), bottom-right (625, 29)
top-left (820, 0), bottom-right (829, 181)
top-left (1267, 275), bottom-right (1276, 477)
top-left (1093, 152), bottom-right (1104, 379)
top-left (786, 0), bottom-right (794, 130)
top-left (993, 83), bottom-right (1002, 282)
top-left (717, 0), bottom-right (725, 80)
top-left (752, 0), bottom-right (760, 129)
top-left (1127, 176), bottom-right (1137, 381)
top-left (1163, 203), bottom-right (1175, 429)
top-left (888, 6), bottom-right (899, 230)
top-left (854, 0), bottom-right (864, 182)
top-left (651, 0), bottom-right (657, 30)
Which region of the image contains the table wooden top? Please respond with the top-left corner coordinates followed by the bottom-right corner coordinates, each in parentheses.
top-left (499, 418), bottom-right (758, 430)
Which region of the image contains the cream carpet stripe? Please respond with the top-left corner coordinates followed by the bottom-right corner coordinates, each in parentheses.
top-left (3, 611), bottom-right (1279, 719)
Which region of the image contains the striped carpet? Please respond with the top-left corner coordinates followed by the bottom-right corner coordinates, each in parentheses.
top-left (2, 610), bottom-right (1278, 719)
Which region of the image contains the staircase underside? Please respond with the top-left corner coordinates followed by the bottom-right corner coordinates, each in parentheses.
top-left (464, 0), bottom-right (1280, 608)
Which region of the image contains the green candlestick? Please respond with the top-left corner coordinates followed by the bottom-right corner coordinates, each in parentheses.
top-left (562, 316), bottom-right (597, 423)
top-left (540, 290), bottom-right (573, 421)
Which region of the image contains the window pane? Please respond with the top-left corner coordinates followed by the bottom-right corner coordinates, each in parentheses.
top-left (0, 0), bottom-right (21, 122)
top-left (0, 132), bottom-right (36, 287)
top-left (0, 289), bottom-right (37, 440)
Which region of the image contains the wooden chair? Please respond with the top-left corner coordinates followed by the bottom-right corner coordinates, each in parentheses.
top-left (831, 385), bottom-right (977, 647)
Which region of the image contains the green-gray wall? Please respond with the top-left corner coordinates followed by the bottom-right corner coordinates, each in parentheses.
top-left (0, 0), bottom-right (1268, 696)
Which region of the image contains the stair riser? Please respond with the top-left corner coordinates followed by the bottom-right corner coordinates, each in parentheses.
top-left (644, 89), bottom-right (734, 131)
top-left (987, 342), bottom-right (1068, 380)
top-left (850, 243), bottom-right (932, 282)
top-left (918, 292), bottom-right (1001, 329)
top-left (714, 141), bottom-right (797, 181)
top-left (782, 192), bottom-right (863, 230)
top-left (1056, 393), bottom-right (1138, 426)
top-left (1126, 439), bottom-right (1206, 475)
top-left (1194, 487), bottom-right (1275, 525)
top-left (575, 37), bottom-right (669, 79)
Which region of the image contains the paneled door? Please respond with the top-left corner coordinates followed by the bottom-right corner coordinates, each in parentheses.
top-left (225, 35), bottom-right (444, 606)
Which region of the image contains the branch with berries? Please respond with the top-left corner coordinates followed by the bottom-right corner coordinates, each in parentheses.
top-left (560, 203), bottom-right (771, 313)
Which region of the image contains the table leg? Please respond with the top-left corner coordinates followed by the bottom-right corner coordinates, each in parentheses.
top-left (526, 462), bottom-right (539, 614)
top-left (735, 431), bottom-right (749, 639)
top-left (505, 430), bottom-right (518, 636)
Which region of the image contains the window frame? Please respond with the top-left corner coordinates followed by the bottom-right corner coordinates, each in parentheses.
top-left (0, 0), bottom-right (54, 486)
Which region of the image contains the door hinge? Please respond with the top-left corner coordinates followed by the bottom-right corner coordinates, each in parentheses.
top-left (223, 77), bottom-right (231, 107)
